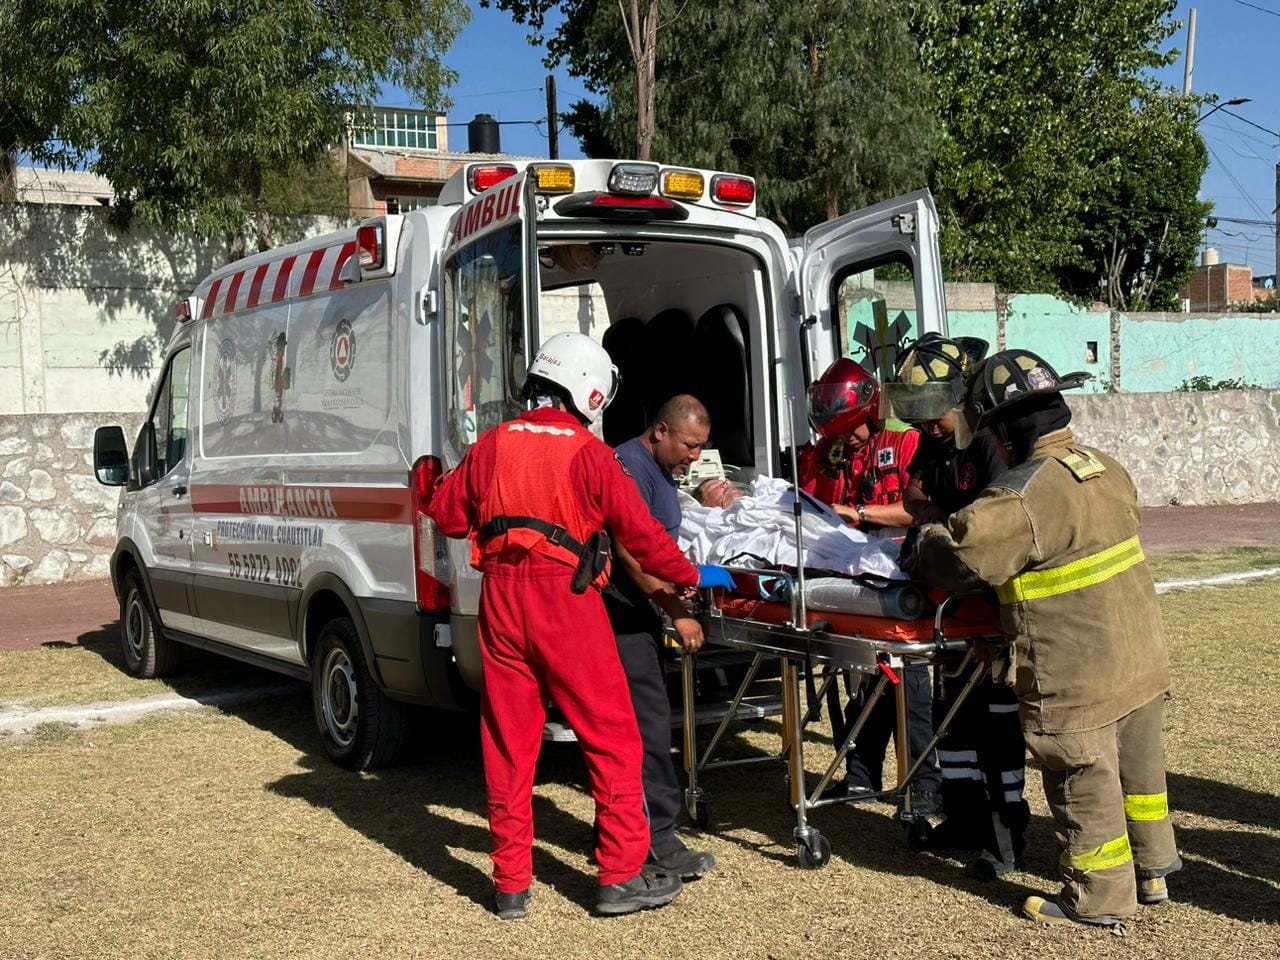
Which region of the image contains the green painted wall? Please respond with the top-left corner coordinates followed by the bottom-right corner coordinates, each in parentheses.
top-left (843, 286), bottom-right (1280, 392)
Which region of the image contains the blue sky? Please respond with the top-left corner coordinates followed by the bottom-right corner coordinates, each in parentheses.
top-left (427, 1), bottom-right (1278, 275)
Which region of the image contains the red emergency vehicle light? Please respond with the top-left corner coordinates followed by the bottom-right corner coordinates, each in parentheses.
top-left (553, 192), bottom-right (690, 222)
top-left (356, 223), bottom-right (384, 270)
top-left (711, 174), bottom-right (756, 206)
top-left (468, 164), bottom-right (518, 193)
top-left (411, 455), bottom-right (451, 613)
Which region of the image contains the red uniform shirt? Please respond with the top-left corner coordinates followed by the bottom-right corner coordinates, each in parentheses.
top-left (798, 427), bottom-right (920, 507)
top-left (429, 407), bottom-right (698, 589)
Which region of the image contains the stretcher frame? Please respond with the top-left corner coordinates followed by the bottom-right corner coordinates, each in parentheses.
top-left (678, 568), bottom-right (1006, 869)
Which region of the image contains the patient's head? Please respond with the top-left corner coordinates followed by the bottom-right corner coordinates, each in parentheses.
top-left (694, 477), bottom-right (743, 509)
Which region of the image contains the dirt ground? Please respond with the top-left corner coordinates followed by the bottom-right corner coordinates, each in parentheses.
top-left (3, 502), bottom-right (1277, 653)
top-left (1, 580), bottom-right (1278, 958)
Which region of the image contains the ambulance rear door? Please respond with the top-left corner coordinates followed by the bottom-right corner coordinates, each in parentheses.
top-left (793, 189), bottom-right (948, 441)
top-left (437, 171), bottom-right (540, 639)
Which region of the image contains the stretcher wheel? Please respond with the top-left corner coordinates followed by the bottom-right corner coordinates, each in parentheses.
top-left (796, 833), bottom-right (831, 870)
top-left (904, 816), bottom-right (933, 852)
top-left (691, 799), bottom-right (714, 831)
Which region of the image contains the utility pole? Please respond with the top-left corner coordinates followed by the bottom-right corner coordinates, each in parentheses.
top-left (1183, 7), bottom-right (1196, 96)
top-left (1274, 160), bottom-right (1279, 294)
top-left (545, 75), bottom-right (559, 160)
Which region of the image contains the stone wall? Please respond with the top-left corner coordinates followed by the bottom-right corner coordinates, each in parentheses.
top-left (1068, 390), bottom-right (1280, 507)
top-left (0, 412), bottom-right (144, 587)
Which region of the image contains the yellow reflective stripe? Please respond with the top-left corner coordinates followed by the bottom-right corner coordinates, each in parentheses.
top-left (1124, 792), bottom-right (1169, 822)
top-left (1060, 834), bottom-right (1132, 873)
top-left (997, 536), bottom-right (1145, 605)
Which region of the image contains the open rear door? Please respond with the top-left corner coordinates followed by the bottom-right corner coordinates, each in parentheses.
top-left (790, 190), bottom-right (947, 441)
top-left (438, 171), bottom-right (541, 624)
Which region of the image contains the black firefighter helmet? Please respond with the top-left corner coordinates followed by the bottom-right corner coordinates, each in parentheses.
top-left (958, 349), bottom-right (1092, 446)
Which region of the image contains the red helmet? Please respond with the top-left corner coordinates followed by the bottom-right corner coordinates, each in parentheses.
top-left (807, 358), bottom-right (880, 440)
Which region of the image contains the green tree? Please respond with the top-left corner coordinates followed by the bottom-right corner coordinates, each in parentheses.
top-left (917, 0), bottom-right (1206, 304)
top-left (487, 0), bottom-right (937, 232)
top-left (0, 0), bottom-right (468, 254)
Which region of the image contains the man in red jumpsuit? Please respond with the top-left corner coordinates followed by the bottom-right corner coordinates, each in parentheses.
top-left (796, 358), bottom-right (941, 813)
top-left (429, 332), bottom-right (732, 920)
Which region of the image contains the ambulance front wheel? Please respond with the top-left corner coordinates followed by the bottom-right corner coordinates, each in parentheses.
top-left (119, 569), bottom-right (183, 679)
top-left (312, 617), bottom-right (408, 771)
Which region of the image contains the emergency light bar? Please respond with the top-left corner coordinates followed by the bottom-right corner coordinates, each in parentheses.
top-left (468, 163), bottom-right (518, 193)
top-left (174, 297), bottom-right (197, 323)
top-left (532, 164), bottom-right (576, 194)
top-left (661, 169), bottom-right (704, 200)
top-left (608, 162), bottom-right (659, 195)
top-left (711, 174), bottom-right (756, 206)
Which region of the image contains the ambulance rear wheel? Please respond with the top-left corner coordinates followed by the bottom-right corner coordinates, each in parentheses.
top-left (312, 616), bottom-right (408, 771)
top-left (119, 569), bottom-right (182, 679)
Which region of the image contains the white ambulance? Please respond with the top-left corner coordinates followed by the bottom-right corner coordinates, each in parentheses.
top-left (93, 159), bottom-right (948, 769)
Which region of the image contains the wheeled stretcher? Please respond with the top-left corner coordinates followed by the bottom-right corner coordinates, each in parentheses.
top-left (678, 567), bottom-right (1006, 869)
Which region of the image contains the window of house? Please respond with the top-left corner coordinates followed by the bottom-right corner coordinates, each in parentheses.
top-left (443, 223), bottom-right (528, 453)
top-left (351, 108), bottom-right (438, 150)
top-left (148, 347), bottom-right (192, 481)
top-left (385, 195), bottom-right (437, 214)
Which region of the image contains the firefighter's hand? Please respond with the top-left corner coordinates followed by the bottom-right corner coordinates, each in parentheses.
top-left (672, 616), bottom-right (705, 652)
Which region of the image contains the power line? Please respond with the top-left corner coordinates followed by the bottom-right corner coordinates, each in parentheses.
top-left (1220, 108), bottom-right (1280, 142)
top-left (1206, 144), bottom-right (1271, 220)
top-left (1228, 0), bottom-right (1280, 18)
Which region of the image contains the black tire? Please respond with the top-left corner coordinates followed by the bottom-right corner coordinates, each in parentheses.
top-left (119, 569), bottom-right (182, 679)
top-left (796, 833), bottom-right (832, 870)
top-left (311, 616), bottom-right (408, 771)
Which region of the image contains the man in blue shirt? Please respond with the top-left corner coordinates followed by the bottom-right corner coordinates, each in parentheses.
top-left (605, 394), bottom-right (717, 880)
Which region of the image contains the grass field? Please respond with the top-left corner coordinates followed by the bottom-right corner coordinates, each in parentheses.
top-left (1, 579), bottom-right (1278, 958)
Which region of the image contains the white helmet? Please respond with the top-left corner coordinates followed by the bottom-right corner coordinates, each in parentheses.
top-left (526, 332), bottom-right (619, 425)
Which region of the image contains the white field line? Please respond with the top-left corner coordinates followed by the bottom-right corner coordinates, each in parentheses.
top-left (1154, 567), bottom-right (1280, 594)
top-left (0, 682), bottom-right (300, 738)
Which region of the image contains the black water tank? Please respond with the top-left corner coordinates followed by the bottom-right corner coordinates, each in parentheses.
top-left (468, 114), bottom-right (500, 154)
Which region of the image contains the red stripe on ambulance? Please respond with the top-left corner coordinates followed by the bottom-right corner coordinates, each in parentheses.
top-left (246, 263), bottom-right (270, 308)
top-left (191, 484), bottom-right (414, 524)
top-left (298, 249), bottom-right (327, 298)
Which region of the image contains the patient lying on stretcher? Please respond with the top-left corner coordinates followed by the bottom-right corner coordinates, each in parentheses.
top-left (678, 476), bottom-right (934, 620)
top-left (678, 475), bottom-right (905, 582)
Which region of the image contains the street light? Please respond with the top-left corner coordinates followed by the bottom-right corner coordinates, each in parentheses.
top-left (1197, 96), bottom-right (1251, 125)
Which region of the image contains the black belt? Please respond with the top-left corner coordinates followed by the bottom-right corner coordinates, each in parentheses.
top-left (479, 515), bottom-right (588, 555)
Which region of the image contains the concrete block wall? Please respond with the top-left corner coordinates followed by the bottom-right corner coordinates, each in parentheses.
top-left (0, 412), bottom-right (144, 587)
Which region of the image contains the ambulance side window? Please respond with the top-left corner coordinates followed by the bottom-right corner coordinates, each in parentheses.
top-left (444, 223), bottom-right (526, 453)
top-left (147, 346), bottom-right (192, 481)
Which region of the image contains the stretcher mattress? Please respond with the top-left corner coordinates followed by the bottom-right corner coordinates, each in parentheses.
top-left (714, 593), bottom-right (1002, 642)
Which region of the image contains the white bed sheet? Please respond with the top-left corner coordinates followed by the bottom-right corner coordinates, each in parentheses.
top-left (678, 476), bottom-right (905, 581)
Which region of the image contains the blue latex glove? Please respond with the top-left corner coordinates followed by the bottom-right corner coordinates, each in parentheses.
top-left (696, 564), bottom-right (736, 590)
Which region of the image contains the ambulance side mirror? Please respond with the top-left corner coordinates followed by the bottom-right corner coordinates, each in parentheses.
top-left (93, 426), bottom-right (130, 487)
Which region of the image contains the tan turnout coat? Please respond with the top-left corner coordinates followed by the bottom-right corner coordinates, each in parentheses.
top-left (911, 428), bottom-right (1170, 735)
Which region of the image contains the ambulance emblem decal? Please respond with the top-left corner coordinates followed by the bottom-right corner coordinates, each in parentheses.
top-left (330, 319), bottom-right (356, 382)
top-left (877, 448), bottom-right (895, 468)
top-left (213, 338), bottom-right (237, 425)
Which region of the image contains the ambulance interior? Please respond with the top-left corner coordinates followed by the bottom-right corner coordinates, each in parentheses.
top-left (537, 239), bottom-right (766, 478)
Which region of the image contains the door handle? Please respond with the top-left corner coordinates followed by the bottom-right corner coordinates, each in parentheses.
top-left (173, 484), bottom-right (188, 498)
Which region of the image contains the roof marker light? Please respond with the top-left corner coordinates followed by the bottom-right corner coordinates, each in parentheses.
top-left (468, 163), bottom-right (518, 193)
top-left (356, 223), bottom-right (384, 269)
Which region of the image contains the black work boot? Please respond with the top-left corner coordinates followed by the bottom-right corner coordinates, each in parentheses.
top-left (494, 888), bottom-right (531, 920)
top-left (649, 845), bottom-right (717, 880)
top-left (597, 865), bottom-right (684, 916)
top-left (967, 850), bottom-right (1024, 882)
